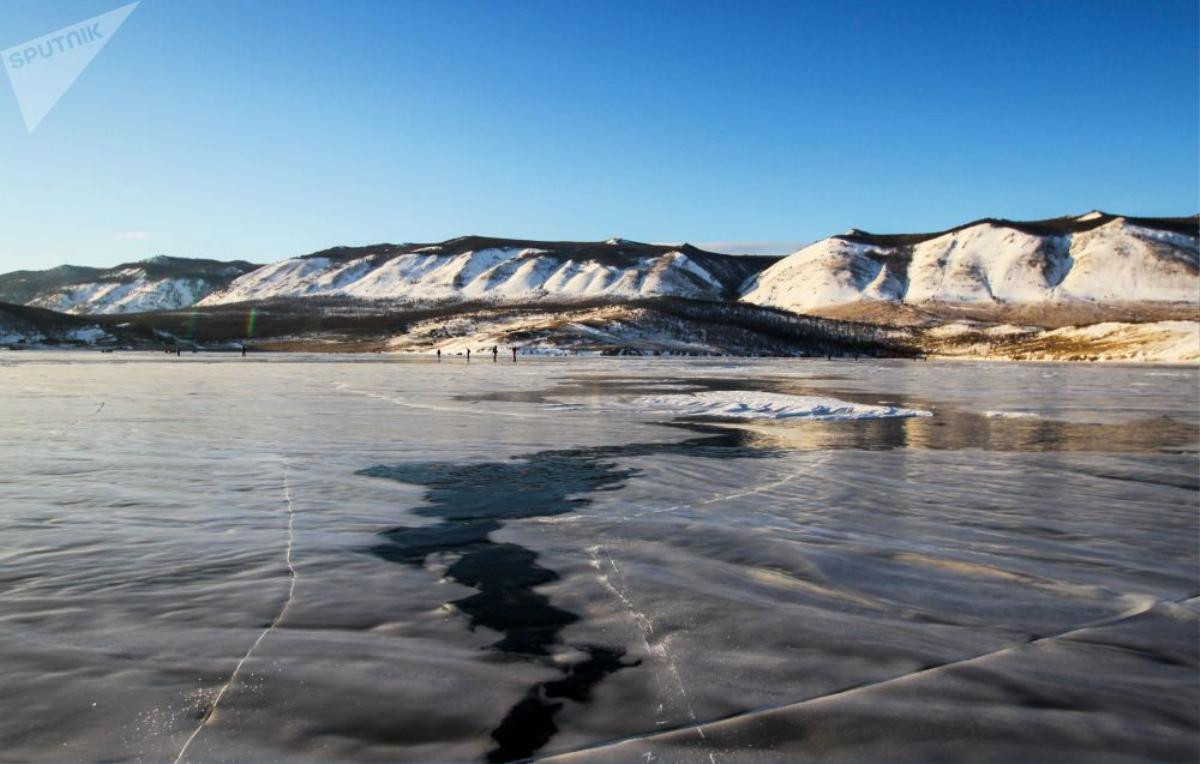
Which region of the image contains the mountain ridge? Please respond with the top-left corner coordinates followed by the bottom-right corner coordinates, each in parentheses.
top-left (742, 214), bottom-right (1198, 320)
top-left (832, 211), bottom-right (1198, 248)
top-left (195, 237), bottom-right (774, 307)
top-left (1, 213), bottom-right (1195, 321)
top-left (0, 256), bottom-right (259, 314)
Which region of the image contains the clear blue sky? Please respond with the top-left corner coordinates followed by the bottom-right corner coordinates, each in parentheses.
top-left (1, 0), bottom-right (1197, 270)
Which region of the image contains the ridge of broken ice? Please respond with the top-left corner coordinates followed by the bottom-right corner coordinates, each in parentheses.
top-left (631, 391), bottom-right (931, 421)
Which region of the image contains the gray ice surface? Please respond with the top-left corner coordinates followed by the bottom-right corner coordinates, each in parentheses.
top-left (0, 354), bottom-right (1196, 763)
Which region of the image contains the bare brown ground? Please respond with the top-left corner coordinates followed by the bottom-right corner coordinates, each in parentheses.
top-left (810, 300), bottom-right (1199, 329)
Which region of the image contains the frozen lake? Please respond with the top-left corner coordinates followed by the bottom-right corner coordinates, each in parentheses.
top-left (1, 353), bottom-right (1197, 763)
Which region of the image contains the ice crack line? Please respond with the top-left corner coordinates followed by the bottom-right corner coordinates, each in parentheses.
top-left (541, 591), bottom-right (1197, 761)
top-left (51, 400), bottom-right (104, 437)
top-left (173, 462), bottom-right (297, 764)
top-left (333, 382), bottom-right (554, 420)
top-left (588, 545), bottom-right (712, 753)
top-left (624, 451), bottom-right (832, 521)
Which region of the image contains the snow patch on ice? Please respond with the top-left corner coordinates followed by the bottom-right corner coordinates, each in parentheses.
top-left (630, 391), bottom-right (930, 421)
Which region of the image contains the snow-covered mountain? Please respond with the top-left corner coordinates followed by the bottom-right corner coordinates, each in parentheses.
top-left (0, 256), bottom-right (258, 314)
top-left (741, 213), bottom-right (1199, 318)
top-left (198, 237), bottom-right (773, 307)
top-left (5, 214), bottom-right (1196, 327)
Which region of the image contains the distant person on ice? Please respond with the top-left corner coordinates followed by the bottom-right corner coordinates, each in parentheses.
top-left (466, 348), bottom-right (470, 362)
top-left (492, 345), bottom-right (498, 362)
top-left (436, 348), bottom-right (441, 362)
top-left (512, 347), bottom-right (517, 362)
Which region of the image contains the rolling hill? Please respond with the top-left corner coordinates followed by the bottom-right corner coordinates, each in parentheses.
top-left (0, 255), bottom-right (258, 314)
top-left (741, 213), bottom-right (1198, 324)
top-left (1, 213), bottom-right (1195, 360)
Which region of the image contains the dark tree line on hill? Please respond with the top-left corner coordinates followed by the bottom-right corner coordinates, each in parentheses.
top-left (635, 298), bottom-right (921, 357)
top-left (3, 295), bottom-right (923, 358)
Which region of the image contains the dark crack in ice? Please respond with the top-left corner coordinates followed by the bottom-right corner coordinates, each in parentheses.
top-left (359, 428), bottom-right (777, 761)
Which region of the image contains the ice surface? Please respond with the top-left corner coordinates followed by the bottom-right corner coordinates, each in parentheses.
top-left (0, 355), bottom-right (1195, 763)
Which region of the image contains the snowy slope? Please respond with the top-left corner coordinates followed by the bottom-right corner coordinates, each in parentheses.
top-left (1, 256), bottom-right (258, 315)
top-left (199, 237), bottom-right (770, 307)
top-left (742, 213), bottom-right (1198, 315)
top-left (376, 299), bottom-right (911, 358)
top-left (0, 302), bottom-right (115, 346)
top-left (29, 271), bottom-right (213, 314)
top-left (923, 319), bottom-right (1200, 363)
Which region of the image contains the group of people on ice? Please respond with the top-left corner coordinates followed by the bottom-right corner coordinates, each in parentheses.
top-left (435, 345), bottom-right (518, 362)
